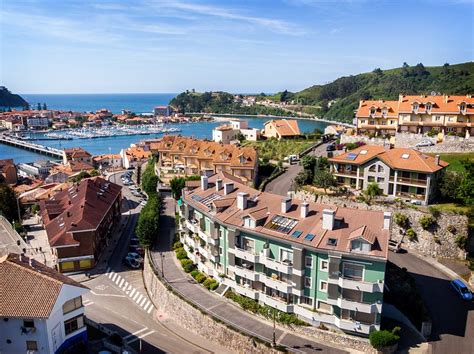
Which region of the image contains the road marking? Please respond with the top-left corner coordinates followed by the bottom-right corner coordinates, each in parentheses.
top-left (133, 292), bottom-right (140, 301)
top-left (83, 301), bottom-right (94, 307)
top-left (122, 281), bottom-right (129, 291)
top-left (126, 330), bottom-right (155, 344)
top-left (130, 288), bottom-right (136, 298)
top-left (136, 294), bottom-right (143, 304)
top-left (118, 278), bottom-right (125, 288)
top-left (143, 301), bottom-right (151, 312)
top-left (139, 297), bottom-right (147, 307)
top-left (111, 273), bottom-right (117, 281)
top-left (90, 290), bottom-right (126, 298)
top-left (147, 304), bottom-right (154, 314)
top-left (123, 327), bottom-right (148, 340)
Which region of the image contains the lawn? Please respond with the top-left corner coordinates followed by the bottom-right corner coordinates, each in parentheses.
top-left (428, 152), bottom-right (474, 173)
top-left (242, 139), bottom-right (315, 161)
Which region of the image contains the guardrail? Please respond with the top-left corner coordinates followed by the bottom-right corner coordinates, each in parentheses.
top-left (145, 249), bottom-right (304, 353)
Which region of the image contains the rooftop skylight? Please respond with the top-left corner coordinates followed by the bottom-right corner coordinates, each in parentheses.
top-left (327, 238), bottom-right (338, 246)
top-left (291, 230), bottom-right (302, 238)
top-left (401, 153), bottom-right (410, 159)
top-left (346, 153), bottom-right (358, 161)
top-left (264, 215), bottom-right (298, 234)
top-left (304, 233), bottom-right (315, 241)
top-left (359, 150), bottom-right (368, 155)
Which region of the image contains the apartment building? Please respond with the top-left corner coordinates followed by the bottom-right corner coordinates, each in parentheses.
top-left (356, 94), bottom-right (474, 136)
top-left (149, 135), bottom-right (258, 186)
top-left (178, 172), bottom-right (390, 335)
top-left (39, 177), bottom-right (122, 272)
top-left (0, 254), bottom-right (89, 354)
top-left (329, 146), bottom-right (448, 205)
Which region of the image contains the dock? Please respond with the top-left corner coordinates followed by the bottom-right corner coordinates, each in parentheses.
top-left (0, 135), bottom-right (63, 158)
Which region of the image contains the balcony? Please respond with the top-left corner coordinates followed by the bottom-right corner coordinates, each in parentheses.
top-left (262, 274), bottom-right (293, 294)
top-left (260, 293), bottom-right (294, 312)
top-left (335, 169), bottom-right (358, 176)
top-left (395, 191), bottom-right (425, 201)
top-left (233, 283), bottom-right (260, 300)
top-left (327, 297), bottom-right (382, 313)
top-left (229, 247), bottom-right (260, 263)
top-left (183, 244), bottom-right (198, 263)
top-left (389, 176), bottom-right (427, 187)
top-left (184, 219), bottom-right (199, 233)
top-left (197, 245), bottom-right (210, 259)
top-left (334, 317), bottom-right (376, 334)
top-left (327, 276), bottom-right (384, 293)
top-left (260, 256), bottom-right (293, 274)
top-left (293, 305), bottom-right (335, 324)
top-left (229, 265), bottom-right (260, 282)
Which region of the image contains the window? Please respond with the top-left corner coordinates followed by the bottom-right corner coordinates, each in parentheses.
top-left (320, 260), bottom-right (328, 271)
top-left (300, 296), bottom-right (313, 306)
top-left (242, 238), bottom-right (254, 253)
top-left (360, 119), bottom-right (366, 124)
top-left (435, 116), bottom-right (441, 121)
top-left (460, 103), bottom-right (466, 112)
top-left (64, 315), bottom-right (85, 335)
top-left (63, 296), bottom-right (83, 314)
top-left (351, 240), bottom-right (371, 252)
top-left (426, 103), bottom-right (432, 112)
top-left (370, 107), bottom-right (376, 115)
top-left (413, 103), bottom-right (419, 112)
top-left (343, 263), bottom-right (364, 280)
top-left (319, 280), bottom-right (328, 292)
top-left (327, 238), bottom-right (338, 246)
top-left (304, 276), bottom-right (312, 288)
top-left (23, 320), bottom-right (34, 328)
top-left (79, 259), bottom-right (92, 268)
top-left (280, 249), bottom-right (293, 264)
top-left (377, 165), bottom-right (384, 173)
top-left (317, 301), bottom-right (332, 313)
top-left (377, 177), bottom-right (385, 183)
top-left (26, 341), bottom-right (38, 351)
top-left (368, 164), bottom-right (376, 172)
top-left (305, 256), bottom-right (313, 268)
top-left (61, 261), bottom-right (74, 271)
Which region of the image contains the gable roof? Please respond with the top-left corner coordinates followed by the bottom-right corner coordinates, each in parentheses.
top-left (264, 119), bottom-right (301, 136)
top-left (0, 254), bottom-right (87, 318)
top-left (328, 145), bottom-right (386, 165)
top-left (348, 225), bottom-right (377, 244)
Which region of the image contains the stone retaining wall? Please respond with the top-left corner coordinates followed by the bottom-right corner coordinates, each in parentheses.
top-left (296, 191), bottom-right (468, 259)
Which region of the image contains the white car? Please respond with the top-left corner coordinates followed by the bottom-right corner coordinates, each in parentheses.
top-left (415, 140), bottom-right (434, 148)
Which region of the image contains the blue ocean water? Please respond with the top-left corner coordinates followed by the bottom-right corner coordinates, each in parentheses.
top-left (1, 94), bottom-right (331, 164)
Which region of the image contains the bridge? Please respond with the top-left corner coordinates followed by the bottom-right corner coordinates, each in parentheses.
top-left (0, 135), bottom-right (64, 159)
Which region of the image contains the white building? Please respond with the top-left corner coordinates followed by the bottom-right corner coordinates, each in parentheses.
top-left (0, 254), bottom-right (89, 354)
top-left (26, 116), bottom-right (50, 130)
top-left (212, 119), bottom-right (260, 144)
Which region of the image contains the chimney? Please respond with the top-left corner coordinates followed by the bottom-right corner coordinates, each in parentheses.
top-left (398, 94), bottom-right (404, 102)
top-left (67, 211), bottom-right (71, 217)
top-left (237, 192), bottom-right (248, 210)
top-left (201, 175), bottom-right (208, 190)
top-left (215, 179), bottom-right (223, 191)
top-left (435, 154), bottom-right (440, 166)
top-left (281, 197), bottom-right (291, 214)
top-left (322, 209), bottom-right (335, 230)
top-left (224, 182), bottom-right (234, 195)
top-left (29, 257), bottom-right (32, 267)
top-left (300, 202), bottom-right (309, 218)
top-left (383, 212), bottom-right (392, 230)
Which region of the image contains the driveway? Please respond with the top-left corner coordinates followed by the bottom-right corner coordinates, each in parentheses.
top-left (264, 142), bottom-right (331, 196)
top-left (389, 251), bottom-right (474, 354)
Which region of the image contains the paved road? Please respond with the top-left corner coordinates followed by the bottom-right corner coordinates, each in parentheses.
top-left (80, 172), bottom-right (228, 354)
top-left (151, 196), bottom-right (347, 354)
top-left (389, 251), bottom-right (474, 354)
top-left (264, 142), bottom-right (331, 196)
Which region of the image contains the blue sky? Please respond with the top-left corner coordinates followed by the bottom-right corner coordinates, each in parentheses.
top-left (1, 0), bottom-right (473, 94)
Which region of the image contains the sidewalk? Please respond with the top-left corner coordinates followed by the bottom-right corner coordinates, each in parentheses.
top-left (150, 196), bottom-right (359, 354)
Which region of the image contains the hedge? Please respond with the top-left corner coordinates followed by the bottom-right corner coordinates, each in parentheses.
top-left (175, 247), bottom-right (188, 260)
top-left (369, 328), bottom-right (400, 349)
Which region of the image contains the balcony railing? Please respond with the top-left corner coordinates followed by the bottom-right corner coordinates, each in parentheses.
top-left (260, 256), bottom-right (293, 274)
top-left (327, 297), bottom-right (382, 313)
top-left (389, 176), bottom-right (427, 186)
top-left (260, 293), bottom-right (294, 312)
top-left (395, 191), bottom-right (425, 200)
top-left (327, 276), bottom-right (384, 293)
top-left (262, 274), bottom-right (293, 294)
top-left (334, 317), bottom-right (377, 334)
top-left (335, 170), bottom-right (358, 176)
top-left (229, 265), bottom-right (260, 282)
top-left (229, 247), bottom-right (260, 263)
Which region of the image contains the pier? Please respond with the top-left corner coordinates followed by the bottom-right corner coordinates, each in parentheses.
top-left (0, 135), bottom-right (63, 158)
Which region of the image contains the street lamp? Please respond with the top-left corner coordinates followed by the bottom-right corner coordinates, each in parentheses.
top-left (272, 307), bottom-right (276, 347)
top-left (160, 252), bottom-right (165, 278)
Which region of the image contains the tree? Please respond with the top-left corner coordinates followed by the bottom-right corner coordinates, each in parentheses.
top-left (439, 171), bottom-right (463, 201)
top-left (135, 194), bottom-right (160, 248)
top-left (90, 169), bottom-right (100, 177)
top-left (294, 169), bottom-right (313, 188)
top-left (36, 102), bottom-right (41, 110)
top-left (313, 170), bottom-right (336, 193)
top-left (364, 182), bottom-right (382, 202)
top-left (301, 155), bottom-right (317, 171)
top-left (373, 68), bottom-right (383, 76)
top-left (42, 103), bottom-right (47, 110)
top-left (0, 184), bottom-right (20, 222)
top-left (141, 157), bottom-right (158, 196)
top-left (280, 90), bottom-right (290, 102)
top-left (70, 171), bottom-right (91, 182)
top-left (170, 177), bottom-right (186, 200)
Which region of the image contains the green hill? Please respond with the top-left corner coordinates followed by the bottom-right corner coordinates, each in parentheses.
top-left (275, 62), bottom-right (474, 123)
top-left (0, 86), bottom-right (28, 108)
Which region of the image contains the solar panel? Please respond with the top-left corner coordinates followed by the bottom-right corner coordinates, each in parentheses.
top-left (199, 193), bottom-right (221, 207)
top-left (264, 215), bottom-right (298, 234)
top-left (346, 153), bottom-right (358, 161)
top-left (304, 233), bottom-right (315, 241)
top-left (291, 230), bottom-right (302, 238)
top-left (191, 195), bottom-right (203, 202)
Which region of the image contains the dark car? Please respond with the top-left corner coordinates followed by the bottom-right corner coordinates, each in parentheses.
top-left (129, 246), bottom-right (145, 257)
top-left (123, 256), bottom-right (140, 269)
top-left (326, 144), bottom-right (335, 152)
top-left (451, 279), bottom-right (473, 300)
top-left (129, 238), bottom-right (140, 247)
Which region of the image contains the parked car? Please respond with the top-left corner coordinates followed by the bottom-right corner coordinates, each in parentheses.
top-left (127, 252), bottom-right (144, 263)
top-left (326, 143), bottom-right (336, 152)
top-left (129, 246), bottom-right (145, 256)
top-left (388, 239), bottom-right (401, 253)
top-left (123, 256), bottom-right (140, 269)
top-left (451, 279), bottom-right (473, 300)
top-left (410, 199), bottom-right (423, 205)
top-left (415, 140), bottom-right (435, 148)
top-left (140, 200), bottom-right (147, 206)
top-left (129, 238), bottom-right (140, 247)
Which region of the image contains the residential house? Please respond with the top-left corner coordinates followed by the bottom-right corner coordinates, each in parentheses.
top-left (212, 120), bottom-right (260, 143)
top-left (324, 125), bottom-right (346, 137)
top-left (18, 160), bottom-right (52, 180)
top-left (120, 145), bottom-right (151, 169)
top-left (262, 119), bottom-right (301, 140)
top-left (149, 135), bottom-right (258, 186)
top-left (178, 173), bottom-right (390, 335)
top-left (39, 177), bottom-right (122, 272)
top-left (328, 146), bottom-right (448, 204)
top-left (62, 147), bottom-right (93, 165)
top-left (93, 154), bottom-right (122, 171)
top-left (0, 253), bottom-right (89, 354)
top-left (0, 159), bottom-right (18, 184)
top-left (355, 94), bottom-right (474, 137)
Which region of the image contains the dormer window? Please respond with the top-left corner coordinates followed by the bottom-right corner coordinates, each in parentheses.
top-left (460, 102), bottom-right (467, 114)
top-left (382, 107), bottom-right (388, 117)
top-left (412, 102), bottom-right (419, 113)
top-left (426, 102), bottom-right (432, 113)
top-left (239, 155), bottom-right (247, 164)
top-left (351, 239), bottom-right (371, 252)
top-left (370, 107), bottom-right (376, 116)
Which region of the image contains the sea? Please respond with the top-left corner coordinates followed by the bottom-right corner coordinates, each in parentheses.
top-left (1, 93), bottom-right (332, 164)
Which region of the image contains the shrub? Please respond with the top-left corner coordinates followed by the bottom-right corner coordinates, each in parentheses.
top-left (195, 273), bottom-right (207, 283)
top-left (203, 278), bottom-right (214, 289)
top-left (190, 269), bottom-right (200, 278)
top-left (428, 206), bottom-right (440, 218)
top-left (393, 212), bottom-right (409, 229)
top-left (406, 228), bottom-right (417, 241)
top-left (175, 248), bottom-right (188, 260)
top-left (419, 215), bottom-right (435, 230)
top-left (369, 329), bottom-right (400, 349)
top-left (209, 281), bottom-right (219, 291)
top-left (172, 241), bottom-right (183, 250)
top-left (318, 323), bottom-right (328, 330)
top-left (455, 234), bottom-right (468, 249)
top-left (180, 258), bottom-right (194, 273)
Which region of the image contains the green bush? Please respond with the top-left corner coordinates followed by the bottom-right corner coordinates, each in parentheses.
top-left (175, 247), bottom-right (188, 260)
top-left (203, 278), bottom-right (214, 289)
top-left (180, 258), bottom-right (195, 273)
top-left (209, 281), bottom-right (219, 291)
top-left (447, 225), bottom-right (457, 234)
top-left (172, 241), bottom-right (183, 250)
top-left (406, 228), bottom-right (417, 241)
top-left (393, 212), bottom-right (409, 229)
top-left (195, 273), bottom-right (207, 283)
top-left (455, 234), bottom-right (468, 249)
top-left (369, 329), bottom-right (400, 349)
top-left (190, 269), bottom-right (200, 278)
top-left (419, 215), bottom-right (435, 230)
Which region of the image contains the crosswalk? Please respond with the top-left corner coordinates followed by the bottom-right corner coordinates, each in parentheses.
top-left (123, 327), bottom-right (156, 345)
top-left (105, 267), bottom-right (154, 314)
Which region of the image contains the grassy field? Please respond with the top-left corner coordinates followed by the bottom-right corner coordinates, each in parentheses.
top-left (428, 152), bottom-right (474, 172)
top-left (242, 139), bottom-right (314, 161)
